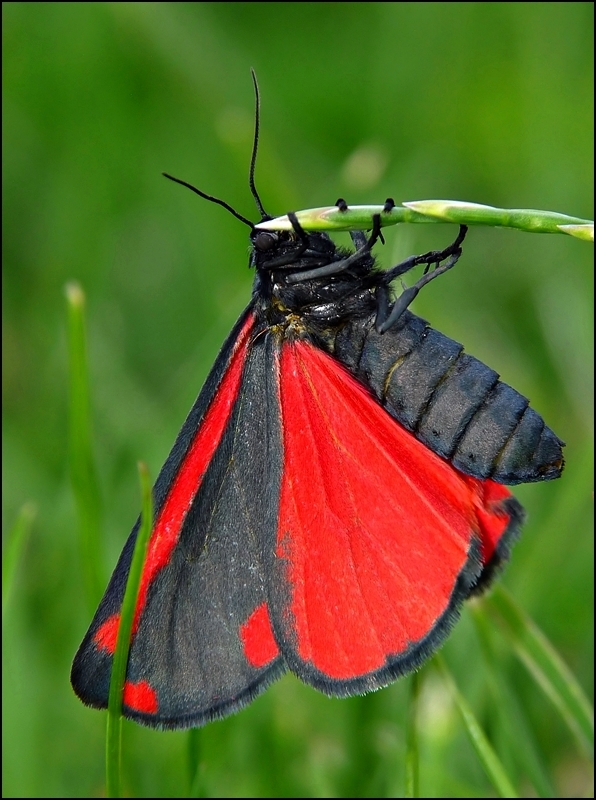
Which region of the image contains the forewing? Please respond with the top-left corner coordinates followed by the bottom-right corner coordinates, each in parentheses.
top-left (71, 311), bottom-right (286, 729)
top-left (268, 340), bottom-right (521, 695)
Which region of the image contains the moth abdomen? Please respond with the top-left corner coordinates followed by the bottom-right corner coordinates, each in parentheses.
top-left (332, 311), bottom-right (564, 484)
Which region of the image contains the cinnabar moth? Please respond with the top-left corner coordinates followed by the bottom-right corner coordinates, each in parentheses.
top-left (71, 75), bottom-right (564, 730)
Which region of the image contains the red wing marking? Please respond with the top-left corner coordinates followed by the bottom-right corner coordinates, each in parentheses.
top-left (94, 613), bottom-right (120, 654)
top-left (276, 341), bottom-right (513, 680)
top-left (128, 313), bottom-right (255, 637)
top-left (123, 680), bottom-right (158, 714)
top-left (465, 478), bottom-right (512, 563)
top-left (240, 603), bottom-right (280, 668)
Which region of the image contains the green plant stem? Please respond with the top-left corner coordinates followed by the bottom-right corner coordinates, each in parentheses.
top-left (106, 462), bottom-right (154, 798)
top-left (187, 728), bottom-right (203, 797)
top-left (486, 585), bottom-right (594, 757)
top-left (256, 201), bottom-right (593, 240)
top-left (2, 502), bottom-right (36, 620)
top-left (65, 281), bottom-right (103, 612)
top-left (471, 601), bottom-right (555, 797)
top-left (435, 654), bottom-right (519, 798)
top-left (404, 671), bottom-right (421, 798)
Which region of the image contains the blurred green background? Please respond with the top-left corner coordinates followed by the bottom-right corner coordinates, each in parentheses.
top-left (2, 2), bottom-right (593, 797)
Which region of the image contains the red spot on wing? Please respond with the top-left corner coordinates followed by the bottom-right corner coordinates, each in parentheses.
top-left (276, 341), bottom-right (512, 681)
top-left (128, 314), bottom-right (255, 635)
top-left (123, 680), bottom-right (158, 714)
top-left (93, 613), bottom-right (120, 654)
top-left (240, 603), bottom-right (280, 668)
top-left (92, 617), bottom-right (158, 712)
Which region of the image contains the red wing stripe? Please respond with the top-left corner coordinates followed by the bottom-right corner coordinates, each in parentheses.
top-left (277, 341), bottom-right (488, 680)
top-left (131, 313), bottom-right (256, 634)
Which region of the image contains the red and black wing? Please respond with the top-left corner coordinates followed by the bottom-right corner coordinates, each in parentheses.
top-left (264, 340), bottom-right (523, 694)
top-left (72, 321), bottom-right (523, 728)
top-left (71, 308), bottom-right (287, 729)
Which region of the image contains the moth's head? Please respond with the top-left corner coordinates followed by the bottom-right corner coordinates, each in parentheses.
top-left (250, 226), bottom-right (337, 273)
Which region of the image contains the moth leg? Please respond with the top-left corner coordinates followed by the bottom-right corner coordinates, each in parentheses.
top-left (375, 225), bottom-right (467, 333)
top-left (350, 230), bottom-right (368, 249)
top-left (286, 212), bottom-right (382, 284)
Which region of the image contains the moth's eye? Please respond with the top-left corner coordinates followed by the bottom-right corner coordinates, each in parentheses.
top-left (254, 232), bottom-right (279, 252)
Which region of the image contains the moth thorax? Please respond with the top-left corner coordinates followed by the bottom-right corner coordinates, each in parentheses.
top-left (269, 311), bottom-right (310, 341)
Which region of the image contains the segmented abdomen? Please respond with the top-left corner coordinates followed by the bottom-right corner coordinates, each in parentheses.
top-left (331, 310), bottom-right (564, 484)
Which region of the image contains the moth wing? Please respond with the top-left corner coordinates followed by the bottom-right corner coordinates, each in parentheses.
top-left (267, 341), bottom-right (522, 693)
top-left (71, 310), bottom-right (286, 729)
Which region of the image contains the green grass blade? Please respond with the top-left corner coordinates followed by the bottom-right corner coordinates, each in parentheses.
top-left (255, 204), bottom-right (438, 231)
top-left (2, 502), bottom-right (36, 620)
top-left (486, 585), bottom-right (594, 757)
top-left (404, 671), bottom-right (421, 798)
top-left (187, 727), bottom-right (203, 797)
top-left (65, 282), bottom-right (103, 612)
top-left (471, 602), bottom-right (556, 797)
top-left (435, 654), bottom-right (519, 798)
top-left (255, 201), bottom-right (593, 238)
top-left (403, 200), bottom-right (594, 239)
top-left (557, 223), bottom-right (595, 241)
top-left (106, 462), bottom-right (154, 799)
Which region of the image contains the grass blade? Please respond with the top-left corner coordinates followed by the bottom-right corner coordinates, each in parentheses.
top-left (65, 281), bottom-right (103, 611)
top-left (2, 502), bottom-right (36, 620)
top-left (255, 201), bottom-right (593, 238)
top-left (403, 200), bottom-right (594, 239)
top-left (486, 585), bottom-right (594, 757)
top-left (435, 654), bottom-right (519, 798)
top-left (254, 204), bottom-right (436, 231)
top-left (404, 671), bottom-right (421, 798)
top-left (106, 462), bottom-right (154, 798)
top-left (471, 602), bottom-right (556, 797)
top-left (187, 727), bottom-right (203, 797)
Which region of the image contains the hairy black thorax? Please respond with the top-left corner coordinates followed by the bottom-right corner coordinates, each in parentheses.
top-left (251, 228), bottom-right (380, 331)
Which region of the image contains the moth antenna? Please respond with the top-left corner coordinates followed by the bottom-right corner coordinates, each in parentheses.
top-left (162, 173), bottom-right (254, 229)
top-left (249, 69), bottom-right (269, 220)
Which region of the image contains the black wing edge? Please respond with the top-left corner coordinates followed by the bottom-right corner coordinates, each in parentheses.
top-left (469, 495), bottom-right (525, 596)
top-left (124, 660), bottom-right (288, 731)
